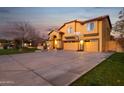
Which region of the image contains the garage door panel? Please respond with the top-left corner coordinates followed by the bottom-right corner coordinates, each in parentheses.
top-left (64, 42), bottom-right (78, 51)
top-left (84, 40), bottom-right (98, 52)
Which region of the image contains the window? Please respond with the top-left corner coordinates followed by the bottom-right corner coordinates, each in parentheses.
top-left (67, 27), bottom-right (73, 34)
top-left (87, 22), bottom-right (95, 31)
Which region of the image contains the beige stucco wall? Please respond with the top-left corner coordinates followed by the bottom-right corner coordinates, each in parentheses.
top-left (75, 22), bottom-right (84, 34)
top-left (108, 40), bottom-right (124, 52)
top-left (48, 31), bottom-right (58, 49)
top-left (108, 41), bottom-right (117, 52)
top-left (101, 18), bottom-right (111, 52)
top-left (116, 43), bottom-right (124, 52)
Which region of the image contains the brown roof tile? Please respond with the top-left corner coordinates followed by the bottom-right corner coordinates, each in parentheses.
top-left (49, 15), bottom-right (112, 35)
top-left (58, 15), bottom-right (112, 31)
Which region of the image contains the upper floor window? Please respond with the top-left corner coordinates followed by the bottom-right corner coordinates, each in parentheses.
top-left (87, 22), bottom-right (95, 31)
top-left (67, 27), bottom-right (73, 34)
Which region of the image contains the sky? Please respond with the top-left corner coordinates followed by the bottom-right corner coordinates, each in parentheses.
top-left (0, 7), bottom-right (123, 39)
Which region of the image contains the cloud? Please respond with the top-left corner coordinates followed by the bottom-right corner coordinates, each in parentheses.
top-left (0, 7), bottom-right (122, 39)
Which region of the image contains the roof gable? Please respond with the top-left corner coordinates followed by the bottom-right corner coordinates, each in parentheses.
top-left (81, 15), bottom-right (112, 28)
top-left (58, 15), bottom-right (112, 31)
top-left (48, 15), bottom-right (112, 35)
top-left (48, 30), bottom-right (58, 35)
top-left (58, 20), bottom-right (82, 31)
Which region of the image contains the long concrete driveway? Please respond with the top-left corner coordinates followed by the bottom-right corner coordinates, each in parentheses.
top-left (0, 51), bottom-right (112, 86)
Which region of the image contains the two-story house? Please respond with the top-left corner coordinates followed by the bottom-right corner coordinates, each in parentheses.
top-left (48, 15), bottom-right (112, 52)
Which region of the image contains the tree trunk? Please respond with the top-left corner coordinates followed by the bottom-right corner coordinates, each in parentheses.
top-left (22, 40), bottom-right (24, 48)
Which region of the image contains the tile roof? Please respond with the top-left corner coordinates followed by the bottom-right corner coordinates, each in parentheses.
top-left (58, 15), bottom-right (112, 31)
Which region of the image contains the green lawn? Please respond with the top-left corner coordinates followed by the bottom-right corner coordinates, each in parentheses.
top-left (0, 48), bottom-right (38, 55)
top-left (71, 53), bottom-right (124, 86)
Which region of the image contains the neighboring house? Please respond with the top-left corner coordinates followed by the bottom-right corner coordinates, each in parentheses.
top-left (48, 15), bottom-right (124, 52)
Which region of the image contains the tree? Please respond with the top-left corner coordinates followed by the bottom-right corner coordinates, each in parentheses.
top-left (14, 38), bottom-right (22, 49)
top-left (10, 22), bottom-right (40, 48)
top-left (113, 8), bottom-right (124, 35)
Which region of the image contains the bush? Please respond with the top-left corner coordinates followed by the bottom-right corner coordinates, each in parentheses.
top-left (3, 44), bottom-right (8, 49)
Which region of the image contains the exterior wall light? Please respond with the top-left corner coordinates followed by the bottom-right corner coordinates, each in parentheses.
top-left (24, 43), bottom-right (27, 47)
top-left (30, 43), bottom-right (32, 46)
top-left (80, 40), bottom-right (84, 51)
top-left (55, 40), bottom-right (57, 45)
top-left (80, 40), bottom-right (84, 45)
